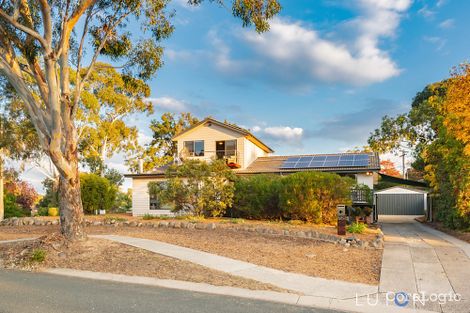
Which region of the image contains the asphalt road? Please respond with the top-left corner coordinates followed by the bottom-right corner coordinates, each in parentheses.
top-left (0, 270), bottom-right (341, 313)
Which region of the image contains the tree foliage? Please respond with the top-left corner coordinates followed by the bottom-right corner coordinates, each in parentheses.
top-left (369, 67), bottom-right (470, 229)
top-left (0, 0), bottom-right (280, 239)
top-left (380, 160), bottom-right (401, 177)
top-left (76, 64), bottom-right (152, 168)
top-left (128, 112), bottom-right (199, 172)
top-left (80, 173), bottom-right (117, 214)
top-left (156, 159), bottom-right (235, 217)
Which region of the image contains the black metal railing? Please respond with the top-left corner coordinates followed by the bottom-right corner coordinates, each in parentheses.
top-left (350, 188), bottom-right (372, 204)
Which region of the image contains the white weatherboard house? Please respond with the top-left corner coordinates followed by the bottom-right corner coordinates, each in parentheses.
top-left (125, 117), bottom-right (381, 216)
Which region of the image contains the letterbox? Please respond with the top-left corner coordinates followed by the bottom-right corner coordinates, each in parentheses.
top-left (337, 204), bottom-right (346, 235)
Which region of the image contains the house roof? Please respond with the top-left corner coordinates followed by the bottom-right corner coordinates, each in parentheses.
top-left (235, 152), bottom-right (381, 175)
top-left (374, 186), bottom-right (428, 194)
top-left (125, 152), bottom-right (381, 178)
top-left (172, 117), bottom-right (274, 153)
top-left (379, 173), bottom-right (428, 187)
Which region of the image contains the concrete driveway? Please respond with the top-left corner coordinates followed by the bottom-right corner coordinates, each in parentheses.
top-left (379, 215), bottom-right (470, 313)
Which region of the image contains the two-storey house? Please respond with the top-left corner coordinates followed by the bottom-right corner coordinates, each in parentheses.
top-left (126, 117), bottom-right (380, 216)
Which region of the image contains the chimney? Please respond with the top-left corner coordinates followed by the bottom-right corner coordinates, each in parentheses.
top-left (138, 159), bottom-right (144, 174)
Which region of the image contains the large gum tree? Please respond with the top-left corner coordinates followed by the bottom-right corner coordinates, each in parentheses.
top-left (0, 0), bottom-right (281, 240)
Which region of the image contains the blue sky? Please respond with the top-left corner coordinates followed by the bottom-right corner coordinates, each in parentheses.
top-left (19, 0), bottom-right (470, 191)
top-left (136, 0), bottom-right (468, 156)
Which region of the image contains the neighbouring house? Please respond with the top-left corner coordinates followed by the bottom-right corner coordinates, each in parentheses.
top-left (125, 117), bottom-right (381, 216)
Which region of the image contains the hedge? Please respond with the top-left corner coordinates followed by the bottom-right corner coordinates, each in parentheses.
top-left (232, 172), bottom-right (354, 224)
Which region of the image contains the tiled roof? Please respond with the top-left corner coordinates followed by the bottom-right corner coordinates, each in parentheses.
top-left (236, 152), bottom-right (381, 175)
top-left (125, 152), bottom-right (381, 178)
top-left (172, 117), bottom-right (274, 153)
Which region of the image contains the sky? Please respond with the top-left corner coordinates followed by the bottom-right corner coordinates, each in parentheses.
top-left (18, 0), bottom-right (470, 192)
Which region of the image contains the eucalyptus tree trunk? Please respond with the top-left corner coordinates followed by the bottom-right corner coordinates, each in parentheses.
top-left (0, 153), bottom-right (4, 221)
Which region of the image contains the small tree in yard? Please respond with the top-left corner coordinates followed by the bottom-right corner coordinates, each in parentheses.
top-left (80, 173), bottom-right (117, 214)
top-left (0, 0), bottom-right (281, 240)
top-left (161, 160), bottom-right (235, 217)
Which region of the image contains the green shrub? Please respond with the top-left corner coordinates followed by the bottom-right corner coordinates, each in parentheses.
top-left (30, 249), bottom-right (46, 262)
top-left (142, 214), bottom-right (157, 220)
top-left (80, 173), bottom-right (117, 214)
top-left (161, 160), bottom-right (235, 217)
top-left (37, 207), bottom-right (49, 216)
top-left (232, 175), bottom-right (282, 219)
top-left (347, 222), bottom-right (366, 234)
top-left (279, 172), bottom-right (354, 224)
top-left (4, 193), bottom-right (26, 218)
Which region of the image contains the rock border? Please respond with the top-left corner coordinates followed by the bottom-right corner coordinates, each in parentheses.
top-left (1, 217), bottom-right (384, 249)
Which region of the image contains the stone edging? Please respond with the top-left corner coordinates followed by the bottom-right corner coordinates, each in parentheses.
top-left (0, 217), bottom-right (384, 249)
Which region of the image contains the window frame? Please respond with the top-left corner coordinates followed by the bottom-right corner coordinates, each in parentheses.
top-left (183, 140), bottom-right (204, 157)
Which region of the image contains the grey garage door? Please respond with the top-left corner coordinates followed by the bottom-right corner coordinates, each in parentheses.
top-left (376, 194), bottom-right (425, 215)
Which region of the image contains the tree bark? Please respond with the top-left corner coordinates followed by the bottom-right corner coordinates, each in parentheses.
top-left (58, 165), bottom-right (86, 240)
top-left (0, 154), bottom-right (4, 221)
top-left (57, 128), bottom-right (86, 240)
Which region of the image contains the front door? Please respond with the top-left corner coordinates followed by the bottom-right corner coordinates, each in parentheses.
top-left (216, 141), bottom-right (225, 159)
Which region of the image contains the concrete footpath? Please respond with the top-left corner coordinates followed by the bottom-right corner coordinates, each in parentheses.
top-left (379, 216), bottom-right (470, 313)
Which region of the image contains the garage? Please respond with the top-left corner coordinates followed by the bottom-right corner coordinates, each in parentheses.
top-left (375, 186), bottom-right (428, 216)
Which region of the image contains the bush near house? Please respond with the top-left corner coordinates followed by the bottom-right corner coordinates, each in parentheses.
top-left (4, 193), bottom-right (26, 218)
top-left (80, 173), bottom-right (118, 214)
top-left (232, 175), bottom-right (283, 219)
top-left (157, 159), bottom-right (236, 217)
top-left (232, 172), bottom-right (354, 224)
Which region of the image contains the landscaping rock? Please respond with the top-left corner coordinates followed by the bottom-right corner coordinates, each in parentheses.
top-left (51, 220), bottom-right (59, 225)
top-left (129, 221), bottom-right (138, 227)
top-left (158, 221), bottom-right (168, 228)
top-left (195, 223), bottom-right (206, 230)
top-left (207, 223), bottom-right (216, 230)
top-left (187, 223), bottom-right (195, 229)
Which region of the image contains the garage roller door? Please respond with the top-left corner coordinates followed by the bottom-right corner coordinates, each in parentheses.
top-left (376, 194), bottom-right (424, 215)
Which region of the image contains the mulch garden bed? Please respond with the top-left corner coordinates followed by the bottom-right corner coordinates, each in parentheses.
top-left (0, 233), bottom-right (286, 292)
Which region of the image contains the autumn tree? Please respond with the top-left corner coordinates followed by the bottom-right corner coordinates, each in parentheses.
top-left (0, 99), bottom-right (40, 220)
top-left (380, 160), bottom-right (401, 177)
top-left (0, 0), bottom-right (281, 239)
top-left (369, 75), bottom-right (470, 229)
top-left (128, 112), bottom-right (199, 172)
top-left (443, 64), bottom-right (470, 156)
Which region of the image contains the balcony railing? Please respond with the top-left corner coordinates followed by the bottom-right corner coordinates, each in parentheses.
top-left (350, 188), bottom-right (372, 205)
top-left (179, 150), bottom-right (241, 168)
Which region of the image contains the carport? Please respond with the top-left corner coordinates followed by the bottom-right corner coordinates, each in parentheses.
top-left (374, 186), bottom-right (428, 217)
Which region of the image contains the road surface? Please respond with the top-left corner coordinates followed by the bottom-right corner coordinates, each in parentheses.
top-left (0, 270), bottom-right (341, 313)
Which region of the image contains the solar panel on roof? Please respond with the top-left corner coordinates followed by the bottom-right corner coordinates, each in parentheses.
top-left (280, 153), bottom-right (370, 169)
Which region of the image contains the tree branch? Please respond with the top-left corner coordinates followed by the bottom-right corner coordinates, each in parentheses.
top-left (0, 9), bottom-right (50, 51)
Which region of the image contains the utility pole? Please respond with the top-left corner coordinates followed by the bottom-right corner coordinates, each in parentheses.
top-left (400, 150), bottom-right (406, 179)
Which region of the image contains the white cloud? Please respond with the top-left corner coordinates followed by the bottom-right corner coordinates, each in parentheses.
top-left (418, 5), bottom-right (436, 19)
top-left (252, 125), bottom-right (304, 142)
top-left (423, 36), bottom-right (446, 51)
top-left (146, 97), bottom-right (189, 112)
top-left (138, 131), bottom-right (153, 146)
top-left (439, 19), bottom-right (455, 29)
top-left (210, 0), bottom-right (410, 89)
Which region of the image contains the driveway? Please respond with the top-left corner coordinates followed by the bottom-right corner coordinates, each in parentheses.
top-left (379, 215), bottom-right (470, 313)
top-left (0, 270), bottom-right (339, 313)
